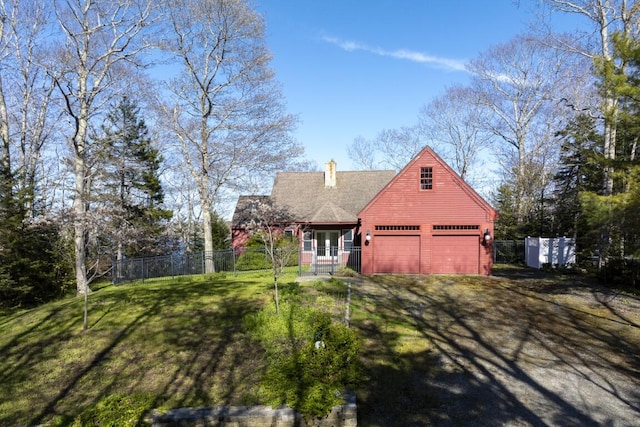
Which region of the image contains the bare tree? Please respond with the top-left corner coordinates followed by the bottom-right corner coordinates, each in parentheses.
top-left (347, 135), bottom-right (377, 170)
top-left (417, 85), bottom-right (493, 182)
top-left (243, 197), bottom-right (296, 315)
top-left (467, 34), bottom-right (574, 222)
top-left (347, 125), bottom-right (423, 172)
top-left (50, 0), bottom-right (155, 295)
top-left (156, 0), bottom-right (301, 273)
top-left (163, 163), bottom-right (203, 252)
top-left (0, 0), bottom-right (58, 216)
top-left (376, 126), bottom-right (424, 172)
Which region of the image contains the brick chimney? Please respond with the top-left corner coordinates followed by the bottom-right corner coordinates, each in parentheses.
top-left (325, 160), bottom-right (337, 188)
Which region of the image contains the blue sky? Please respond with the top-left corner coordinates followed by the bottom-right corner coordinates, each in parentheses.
top-left (254, 1), bottom-right (556, 171)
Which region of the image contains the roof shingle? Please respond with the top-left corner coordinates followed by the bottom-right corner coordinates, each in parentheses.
top-left (270, 170), bottom-right (396, 223)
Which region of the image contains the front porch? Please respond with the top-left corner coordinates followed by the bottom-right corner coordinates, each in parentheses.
top-left (297, 226), bottom-right (360, 276)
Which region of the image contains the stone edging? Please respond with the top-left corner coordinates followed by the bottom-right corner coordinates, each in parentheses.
top-left (147, 391), bottom-right (357, 426)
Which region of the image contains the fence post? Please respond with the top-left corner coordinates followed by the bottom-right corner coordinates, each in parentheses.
top-left (331, 248), bottom-right (335, 275)
top-left (232, 249), bottom-right (237, 276)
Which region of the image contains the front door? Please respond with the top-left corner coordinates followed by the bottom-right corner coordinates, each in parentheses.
top-left (316, 231), bottom-right (339, 258)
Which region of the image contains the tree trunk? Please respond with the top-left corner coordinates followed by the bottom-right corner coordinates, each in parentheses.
top-left (203, 208), bottom-right (215, 273)
top-left (0, 75), bottom-right (11, 198)
top-left (73, 142), bottom-right (89, 295)
top-left (116, 241), bottom-right (124, 282)
top-left (274, 274), bottom-right (280, 315)
top-left (73, 95), bottom-right (90, 295)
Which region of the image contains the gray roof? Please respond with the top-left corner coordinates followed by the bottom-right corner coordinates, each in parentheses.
top-left (231, 195), bottom-right (271, 227)
top-left (269, 170), bottom-right (396, 224)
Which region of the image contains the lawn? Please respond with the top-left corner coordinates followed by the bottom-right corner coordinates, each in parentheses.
top-left (0, 272), bottom-right (353, 426)
top-left (2, 267), bottom-right (639, 426)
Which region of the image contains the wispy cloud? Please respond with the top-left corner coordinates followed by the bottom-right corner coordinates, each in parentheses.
top-left (322, 36), bottom-right (467, 72)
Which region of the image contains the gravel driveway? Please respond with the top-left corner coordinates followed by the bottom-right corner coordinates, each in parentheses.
top-left (352, 270), bottom-right (640, 426)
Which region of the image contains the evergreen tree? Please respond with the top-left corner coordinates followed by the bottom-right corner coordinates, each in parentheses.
top-left (96, 96), bottom-right (172, 261)
top-left (0, 190), bottom-right (73, 308)
top-left (493, 160), bottom-right (555, 240)
top-left (210, 212), bottom-right (230, 250)
top-left (493, 183), bottom-right (520, 240)
top-left (0, 143), bottom-right (72, 308)
top-left (579, 32), bottom-right (640, 281)
top-left (552, 114), bottom-right (603, 256)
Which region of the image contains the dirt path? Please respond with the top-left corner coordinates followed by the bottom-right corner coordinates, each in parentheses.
top-left (351, 272), bottom-right (640, 426)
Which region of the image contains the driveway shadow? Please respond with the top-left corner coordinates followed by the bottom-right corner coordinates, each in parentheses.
top-left (352, 274), bottom-right (640, 426)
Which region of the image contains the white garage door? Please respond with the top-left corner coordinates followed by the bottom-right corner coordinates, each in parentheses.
top-left (373, 235), bottom-right (420, 274)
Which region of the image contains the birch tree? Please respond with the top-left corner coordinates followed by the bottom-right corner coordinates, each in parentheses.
top-left (467, 34), bottom-right (574, 222)
top-left (0, 0), bottom-right (57, 237)
top-left (0, 0), bottom-right (73, 307)
top-left (51, 0), bottom-right (155, 295)
top-left (4, 0), bottom-right (57, 215)
top-left (0, 2), bottom-right (12, 206)
top-left (157, 0), bottom-right (300, 273)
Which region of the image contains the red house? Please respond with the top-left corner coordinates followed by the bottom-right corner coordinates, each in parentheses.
top-left (231, 146), bottom-right (498, 275)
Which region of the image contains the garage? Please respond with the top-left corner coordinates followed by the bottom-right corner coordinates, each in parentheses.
top-left (356, 147), bottom-right (498, 276)
top-left (373, 235), bottom-right (420, 274)
top-left (431, 235), bottom-right (479, 274)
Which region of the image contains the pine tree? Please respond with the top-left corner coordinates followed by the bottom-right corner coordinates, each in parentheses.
top-left (210, 212), bottom-right (230, 251)
top-left (96, 96), bottom-right (172, 262)
top-left (552, 114), bottom-right (603, 255)
top-left (579, 32), bottom-right (640, 278)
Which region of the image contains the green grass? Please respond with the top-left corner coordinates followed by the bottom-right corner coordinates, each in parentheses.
top-left (0, 272), bottom-right (316, 426)
top-left (4, 268), bottom-right (638, 426)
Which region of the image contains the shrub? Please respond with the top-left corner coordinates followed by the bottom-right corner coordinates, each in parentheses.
top-left (0, 219), bottom-right (73, 308)
top-left (600, 257), bottom-right (640, 290)
top-left (245, 301), bottom-right (362, 420)
top-left (235, 248), bottom-right (272, 271)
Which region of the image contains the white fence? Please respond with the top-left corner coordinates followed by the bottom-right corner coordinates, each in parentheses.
top-left (525, 237), bottom-right (575, 269)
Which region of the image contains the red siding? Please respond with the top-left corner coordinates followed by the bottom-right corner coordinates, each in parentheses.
top-left (359, 147), bottom-right (497, 276)
top-left (231, 228), bottom-right (251, 251)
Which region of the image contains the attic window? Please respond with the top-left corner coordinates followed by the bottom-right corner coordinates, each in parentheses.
top-left (420, 167), bottom-right (433, 190)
